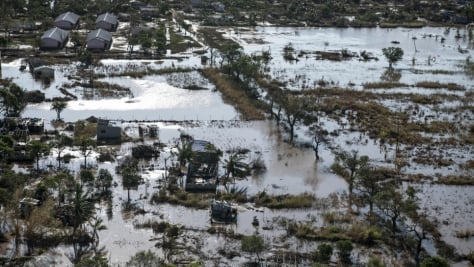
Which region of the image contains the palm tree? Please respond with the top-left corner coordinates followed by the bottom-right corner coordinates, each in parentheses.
top-left (96, 169), bottom-right (113, 195)
top-left (70, 183), bottom-right (94, 263)
top-left (88, 216), bottom-right (107, 253)
top-left (52, 134), bottom-right (72, 170)
top-left (175, 140), bottom-right (193, 172)
top-left (0, 135), bottom-right (14, 166)
top-left (45, 172), bottom-right (74, 206)
top-left (27, 140), bottom-right (50, 177)
top-left (223, 152), bottom-right (249, 191)
top-left (122, 167), bottom-right (141, 203)
top-left (51, 100), bottom-right (67, 121)
top-left (74, 136), bottom-right (95, 168)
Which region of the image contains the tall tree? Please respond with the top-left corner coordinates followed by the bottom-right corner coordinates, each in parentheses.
top-left (24, 199), bottom-right (60, 255)
top-left (174, 139), bottom-right (193, 172)
top-left (51, 100), bottom-right (68, 121)
top-left (223, 151), bottom-right (248, 191)
top-left (88, 216), bottom-right (107, 254)
top-left (219, 42), bottom-right (242, 72)
top-left (45, 172), bottom-right (74, 206)
top-left (27, 140), bottom-right (50, 177)
top-left (356, 166), bottom-right (391, 218)
top-left (382, 47), bottom-right (404, 69)
top-left (96, 168), bottom-right (113, 195)
top-left (331, 150), bottom-right (369, 212)
top-left (70, 183), bottom-right (94, 263)
top-left (0, 82), bottom-right (26, 117)
top-left (75, 136), bottom-right (96, 168)
top-left (310, 125), bottom-right (328, 160)
top-left (0, 135), bottom-right (14, 165)
top-left (51, 134), bottom-right (72, 170)
top-left (79, 169), bottom-right (95, 186)
top-left (281, 94), bottom-right (307, 143)
top-left (374, 184), bottom-right (404, 233)
top-left (122, 167), bottom-right (141, 203)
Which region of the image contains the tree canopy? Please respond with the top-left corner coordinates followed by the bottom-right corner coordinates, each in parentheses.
top-left (51, 100), bottom-right (68, 121)
top-left (382, 47), bottom-right (404, 69)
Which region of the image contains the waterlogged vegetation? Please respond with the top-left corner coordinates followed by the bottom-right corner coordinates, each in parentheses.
top-left (0, 0), bottom-right (474, 266)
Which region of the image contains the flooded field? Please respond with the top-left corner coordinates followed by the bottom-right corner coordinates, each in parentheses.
top-left (2, 25), bottom-right (473, 265)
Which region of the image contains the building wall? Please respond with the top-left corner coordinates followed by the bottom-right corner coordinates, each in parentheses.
top-left (87, 39), bottom-right (110, 50)
top-left (40, 38), bottom-right (61, 49)
top-left (97, 21), bottom-right (116, 31)
top-left (97, 120), bottom-right (121, 144)
top-left (55, 21), bottom-right (74, 30)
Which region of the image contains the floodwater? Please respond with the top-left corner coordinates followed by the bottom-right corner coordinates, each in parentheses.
top-left (2, 26), bottom-right (473, 264)
top-left (231, 26), bottom-right (473, 89)
top-left (92, 120), bottom-right (345, 265)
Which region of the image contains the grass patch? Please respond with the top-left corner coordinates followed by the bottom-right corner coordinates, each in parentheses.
top-left (415, 81), bottom-right (465, 91)
top-left (252, 192), bottom-right (314, 209)
top-left (436, 175), bottom-right (474, 185)
top-left (379, 21), bottom-right (425, 28)
top-left (107, 67), bottom-right (194, 79)
top-left (168, 29), bottom-right (202, 54)
top-left (134, 220), bottom-right (181, 235)
top-left (425, 70), bottom-right (458, 75)
top-left (409, 94), bottom-right (442, 105)
top-left (460, 160), bottom-right (474, 170)
top-left (322, 212), bottom-right (352, 225)
top-left (197, 27), bottom-right (237, 51)
top-left (74, 120), bottom-right (97, 139)
top-left (363, 82), bottom-right (407, 89)
top-left (455, 229), bottom-right (474, 239)
top-left (201, 68), bottom-right (265, 120)
top-left (150, 188), bottom-right (211, 209)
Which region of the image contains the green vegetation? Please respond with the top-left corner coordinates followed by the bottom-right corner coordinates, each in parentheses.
top-left (50, 100), bottom-right (68, 121)
top-left (241, 234), bottom-right (265, 262)
top-left (253, 192), bottom-right (315, 209)
top-left (0, 81), bottom-right (27, 117)
top-left (150, 188), bottom-right (211, 209)
top-left (415, 81), bottom-right (465, 91)
top-left (363, 81), bottom-right (408, 89)
top-left (201, 68), bottom-right (265, 120)
top-left (421, 256), bottom-right (449, 267)
top-left (336, 240), bottom-right (353, 264)
top-left (382, 47), bottom-right (404, 69)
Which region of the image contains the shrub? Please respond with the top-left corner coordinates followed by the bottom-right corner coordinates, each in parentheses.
top-left (317, 243), bottom-right (333, 263)
top-left (336, 240), bottom-right (353, 264)
top-left (368, 257), bottom-right (387, 267)
top-left (421, 256), bottom-right (448, 267)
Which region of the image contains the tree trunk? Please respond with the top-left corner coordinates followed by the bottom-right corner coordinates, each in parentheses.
top-left (391, 215), bottom-right (397, 233)
top-left (313, 142), bottom-right (319, 160)
top-left (57, 151), bottom-right (61, 169)
top-left (36, 157), bottom-right (40, 177)
top-left (348, 180), bottom-right (353, 212)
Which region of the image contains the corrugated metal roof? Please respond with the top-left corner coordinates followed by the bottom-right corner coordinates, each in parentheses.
top-left (55, 12), bottom-right (80, 24)
top-left (41, 27), bottom-right (69, 42)
top-left (96, 12), bottom-right (118, 24)
top-left (87, 29), bottom-right (112, 42)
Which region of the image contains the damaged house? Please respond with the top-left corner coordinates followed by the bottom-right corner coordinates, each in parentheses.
top-left (185, 140), bottom-right (220, 192)
top-left (96, 119), bottom-right (121, 145)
